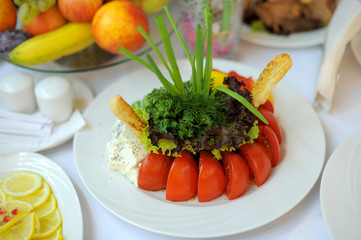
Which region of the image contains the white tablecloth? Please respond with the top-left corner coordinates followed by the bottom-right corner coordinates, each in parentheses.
top-left (1, 31), bottom-right (361, 240)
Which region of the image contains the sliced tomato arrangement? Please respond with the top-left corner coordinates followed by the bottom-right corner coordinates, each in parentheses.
top-left (136, 72), bottom-right (284, 202)
top-left (257, 125), bottom-right (280, 166)
top-left (258, 108), bottom-right (282, 143)
top-left (239, 142), bottom-right (271, 187)
top-left (258, 99), bottom-right (274, 113)
top-left (138, 150), bottom-right (173, 191)
top-left (165, 151), bottom-right (198, 201)
top-left (198, 151), bottom-right (226, 202)
top-left (222, 151), bottom-right (249, 200)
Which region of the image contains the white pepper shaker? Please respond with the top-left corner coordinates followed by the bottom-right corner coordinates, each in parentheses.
top-left (35, 76), bottom-right (73, 124)
top-left (0, 71), bottom-right (37, 113)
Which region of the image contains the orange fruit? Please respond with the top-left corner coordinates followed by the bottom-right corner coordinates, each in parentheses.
top-left (23, 6), bottom-right (67, 36)
top-left (0, 0), bottom-right (17, 33)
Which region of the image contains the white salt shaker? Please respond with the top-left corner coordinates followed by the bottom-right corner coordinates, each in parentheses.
top-left (0, 71), bottom-right (37, 113)
top-left (35, 76), bottom-right (73, 124)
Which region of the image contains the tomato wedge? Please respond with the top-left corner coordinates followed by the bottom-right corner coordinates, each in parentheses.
top-left (258, 99), bottom-right (274, 113)
top-left (198, 151), bottom-right (226, 202)
top-left (239, 142), bottom-right (271, 187)
top-left (221, 151), bottom-right (249, 200)
top-left (166, 151), bottom-right (198, 201)
top-left (257, 125), bottom-right (280, 166)
top-left (228, 71), bottom-right (254, 92)
top-left (138, 151), bottom-right (173, 191)
top-left (258, 108), bottom-right (282, 144)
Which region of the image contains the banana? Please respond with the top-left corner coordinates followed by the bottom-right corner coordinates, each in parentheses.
top-left (9, 23), bottom-right (95, 66)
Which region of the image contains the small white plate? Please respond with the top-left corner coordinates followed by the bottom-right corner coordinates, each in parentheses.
top-left (320, 128), bottom-right (361, 239)
top-left (0, 77), bottom-right (93, 154)
top-left (0, 152), bottom-right (83, 240)
top-left (74, 59), bottom-right (325, 238)
top-left (240, 23), bottom-right (326, 48)
top-left (351, 30), bottom-right (361, 66)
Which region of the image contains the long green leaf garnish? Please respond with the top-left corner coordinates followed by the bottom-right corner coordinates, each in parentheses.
top-left (163, 5), bottom-right (197, 91)
top-left (221, 0), bottom-right (232, 31)
top-left (118, 46), bottom-right (151, 70)
top-left (146, 52), bottom-right (181, 96)
top-left (119, 4), bottom-right (268, 124)
top-left (137, 25), bottom-right (173, 79)
top-left (156, 15), bottom-right (184, 94)
top-left (213, 86), bottom-right (268, 124)
top-left (203, 7), bottom-right (213, 95)
top-left (163, 6), bottom-right (193, 65)
top-left (195, 24), bottom-right (204, 92)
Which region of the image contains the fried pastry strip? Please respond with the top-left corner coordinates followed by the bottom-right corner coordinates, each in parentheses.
top-left (110, 95), bottom-right (146, 137)
top-left (252, 53), bottom-right (292, 107)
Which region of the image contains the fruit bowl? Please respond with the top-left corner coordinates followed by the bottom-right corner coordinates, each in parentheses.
top-left (0, 1), bottom-right (180, 73)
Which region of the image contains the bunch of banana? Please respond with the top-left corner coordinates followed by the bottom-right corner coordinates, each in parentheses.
top-left (9, 22), bottom-right (94, 66)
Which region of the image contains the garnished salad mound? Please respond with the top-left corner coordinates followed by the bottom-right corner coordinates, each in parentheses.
top-left (107, 6), bottom-right (292, 202)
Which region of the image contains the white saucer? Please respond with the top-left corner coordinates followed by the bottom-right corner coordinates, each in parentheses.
top-left (240, 23), bottom-right (326, 48)
top-left (0, 152), bottom-right (83, 240)
top-left (320, 128), bottom-right (361, 239)
top-left (0, 77), bottom-right (93, 154)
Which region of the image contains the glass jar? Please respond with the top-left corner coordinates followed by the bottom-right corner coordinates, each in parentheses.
top-left (179, 0), bottom-right (242, 58)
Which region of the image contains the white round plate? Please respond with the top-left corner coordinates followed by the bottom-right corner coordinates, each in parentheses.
top-left (320, 128), bottom-right (361, 239)
top-left (351, 30), bottom-right (361, 66)
top-left (0, 152), bottom-right (83, 240)
top-left (0, 78), bottom-right (93, 154)
top-left (73, 59), bottom-right (325, 238)
top-left (240, 23), bottom-right (326, 48)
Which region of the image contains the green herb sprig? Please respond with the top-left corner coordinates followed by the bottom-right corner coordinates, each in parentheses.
top-left (119, 5), bottom-right (268, 124)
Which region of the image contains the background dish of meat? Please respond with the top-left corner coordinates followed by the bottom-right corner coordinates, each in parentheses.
top-left (243, 0), bottom-right (337, 35)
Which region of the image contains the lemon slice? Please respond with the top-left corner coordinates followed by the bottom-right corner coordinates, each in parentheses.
top-left (35, 213), bottom-right (41, 233)
top-left (0, 211), bottom-right (35, 240)
top-left (2, 200), bottom-right (33, 214)
top-left (34, 194), bottom-right (57, 219)
top-left (0, 211), bottom-right (27, 233)
top-left (0, 188), bottom-right (5, 203)
top-left (38, 227), bottom-right (62, 240)
top-left (0, 178), bottom-right (4, 202)
top-left (32, 208), bottom-right (62, 239)
top-left (8, 181), bottom-right (50, 208)
top-left (1, 171), bottom-right (42, 197)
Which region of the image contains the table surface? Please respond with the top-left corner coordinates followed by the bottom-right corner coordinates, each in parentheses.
top-left (1, 21), bottom-right (361, 240)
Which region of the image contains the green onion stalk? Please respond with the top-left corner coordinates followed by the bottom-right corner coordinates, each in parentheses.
top-left (119, 5), bottom-right (267, 124)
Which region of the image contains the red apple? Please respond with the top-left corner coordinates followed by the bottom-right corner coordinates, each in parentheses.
top-left (58, 0), bottom-right (103, 22)
top-left (23, 6), bottom-right (66, 36)
top-left (92, 1), bottom-right (149, 54)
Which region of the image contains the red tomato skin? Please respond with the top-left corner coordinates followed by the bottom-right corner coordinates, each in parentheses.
top-left (239, 142), bottom-right (272, 187)
top-left (258, 99), bottom-right (274, 113)
top-left (166, 151), bottom-right (198, 201)
top-left (257, 125), bottom-right (281, 167)
top-left (138, 152), bottom-right (173, 191)
top-left (198, 151), bottom-right (227, 202)
top-left (221, 151), bottom-right (250, 200)
top-left (258, 108), bottom-right (282, 144)
top-left (228, 71), bottom-right (254, 92)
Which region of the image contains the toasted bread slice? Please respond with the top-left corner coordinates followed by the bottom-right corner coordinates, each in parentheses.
top-left (110, 95), bottom-right (146, 137)
top-left (252, 54), bottom-right (292, 107)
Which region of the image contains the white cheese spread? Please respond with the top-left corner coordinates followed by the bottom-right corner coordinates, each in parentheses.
top-left (106, 120), bottom-right (148, 186)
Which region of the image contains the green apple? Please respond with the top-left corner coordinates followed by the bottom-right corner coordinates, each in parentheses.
top-left (133, 0), bottom-right (171, 14)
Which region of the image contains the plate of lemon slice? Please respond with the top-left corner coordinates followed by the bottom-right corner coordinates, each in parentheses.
top-left (0, 152), bottom-right (82, 240)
